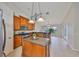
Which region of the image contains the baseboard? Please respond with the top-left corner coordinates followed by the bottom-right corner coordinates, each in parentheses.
top-left (71, 47), bottom-right (79, 53)
top-left (62, 38), bottom-right (79, 53)
top-left (68, 44), bottom-right (79, 53)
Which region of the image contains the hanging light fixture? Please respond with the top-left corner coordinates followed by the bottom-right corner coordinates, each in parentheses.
top-left (29, 16), bottom-right (34, 23)
top-left (29, 2), bottom-right (45, 23)
top-left (29, 2), bottom-right (34, 23)
top-left (37, 16), bottom-right (44, 22)
top-left (29, 19), bottom-right (34, 23)
top-left (37, 2), bottom-right (44, 22)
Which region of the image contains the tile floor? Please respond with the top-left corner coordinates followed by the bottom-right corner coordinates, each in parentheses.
top-left (7, 46), bottom-right (22, 57)
top-left (50, 36), bottom-right (79, 57)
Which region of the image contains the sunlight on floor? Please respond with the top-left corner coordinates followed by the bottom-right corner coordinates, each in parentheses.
top-left (50, 36), bottom-right (79, 57)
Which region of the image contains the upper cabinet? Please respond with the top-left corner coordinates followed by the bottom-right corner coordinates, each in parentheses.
top-left (20, 16), bottom-right (29, 26)
top-left (14, 16), bottom-right (21, 31)
top-left (28, 23), bottom-right (35, 30)
top-left (14, 15), bottom-right (35, 31)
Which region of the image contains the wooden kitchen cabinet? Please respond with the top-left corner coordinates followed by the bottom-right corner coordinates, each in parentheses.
top-left (20, 16), bottom-right (35, 30)
top-left (14, 15), bottom-right (35, 31)
top-left (22, 40), bottom-right (32, 56)
top-left (28, 23), bottom-right (35, 30)
top-left (32, 44), bottom-right (46, 57)
top-left (22, 39), bottom-right (47, 57)
top-left (20, 16), bottom-right (29, 26)
top-left (14, 35), bottom-right (22, 49)
top-left (14, 16), bottom-right (21, 31)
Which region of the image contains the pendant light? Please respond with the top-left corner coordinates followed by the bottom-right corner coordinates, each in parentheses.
top-left (29, 16), bottom-right (34, 23)
top-left (29, 2), bottom-right (44, 23)
top-left (29, 19), bottom-right (34, 23)
top-left (29, 2), bottom-right (34, 23)
top-left (37, 2), bottom-right (44, 22)
top-left (37, 16), bottom-right (44, 22)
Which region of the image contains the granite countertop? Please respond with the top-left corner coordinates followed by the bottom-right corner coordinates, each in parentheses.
top-left (23, 37), bottom-right (50, 46)
top-left (14, 30), bottom-right (50, 35)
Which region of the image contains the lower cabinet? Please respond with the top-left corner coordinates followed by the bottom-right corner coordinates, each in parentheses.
top-left (14, 35), bottom-right (22, 49)
top-left (22, 40), bottom-right (46, 57)
top-left (22, 40), bottom-right (32, 56)
top-left (32, 44), bottom-right (46, 57)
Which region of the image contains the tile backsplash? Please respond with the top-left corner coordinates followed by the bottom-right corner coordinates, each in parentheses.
top-left (20, 26), bottom-right (28, 30)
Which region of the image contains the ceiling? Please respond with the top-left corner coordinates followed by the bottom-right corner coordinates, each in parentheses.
top-left (3, 2), bottom-right (72, 25)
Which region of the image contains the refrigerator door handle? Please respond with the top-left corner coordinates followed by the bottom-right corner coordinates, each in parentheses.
top-left (0, 9), bottom-right (6, 57)
top-left (2, 19), bottom-right (6, 53)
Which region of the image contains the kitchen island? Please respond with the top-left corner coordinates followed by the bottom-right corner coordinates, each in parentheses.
top-left (22, 37), bottom-right (50, 57)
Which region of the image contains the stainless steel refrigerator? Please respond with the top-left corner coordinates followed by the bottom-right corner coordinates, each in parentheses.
top-left (0, 9), bottom-right (6, 57)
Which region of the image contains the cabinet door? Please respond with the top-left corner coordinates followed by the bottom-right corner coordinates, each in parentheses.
top-left (14, 35), bottom-right (22, 49)
top-left (41, 46), bottom-right (46, 57)
top-left (32, 44), bottom-right (46, 57)
top-left (20, 16), bottom-right (29, 26)
top-left (14, 16), bottom-right (21, 31)
top-left (22, 40), bottom-right (32, 56)
top-left (20, 16), bottom-right (35, 30)
top-left (28, 23), bottom-right (35, 30)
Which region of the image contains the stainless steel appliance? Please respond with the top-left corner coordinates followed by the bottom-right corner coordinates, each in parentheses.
top-left (0, 9), bottom-right (6, 57)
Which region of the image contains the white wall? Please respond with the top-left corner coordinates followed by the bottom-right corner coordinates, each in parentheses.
top-left (0, 3), bottom-right (13, 55)
top-left (62, 3), bottom-right (74, 48)
top-left (61, 3), bottom-right (79, 51)
top-left (73, 3), bottom-right (79, 50)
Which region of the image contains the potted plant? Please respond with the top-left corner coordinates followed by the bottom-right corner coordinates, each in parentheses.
top-left (48, 28), bottom-right (55, 34)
